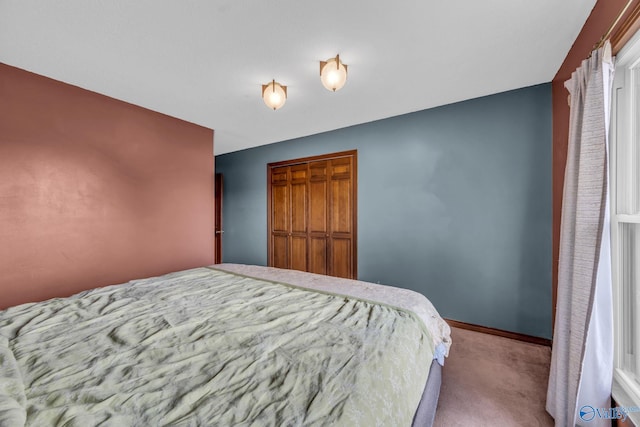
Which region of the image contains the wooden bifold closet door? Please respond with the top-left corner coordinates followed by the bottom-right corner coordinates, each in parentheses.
top-left (268, 150), bottom-right (357, 279)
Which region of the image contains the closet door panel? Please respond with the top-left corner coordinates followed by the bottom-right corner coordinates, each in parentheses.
top-left (329, 158), bottom-right (352, 234)
top-left (309, 237), bottom-right (327, 275)
top-left (272, 235), bottom-right (288, 269)
top-left (330, 157), bottom-right (351, 179)
top-left (291, 184), bottom-right (307, 233)
top-left (309, 181), bottom-right (327, 233)
top-left (271, 166), bottom-right (289, 184)
top-left (309, 161), bottom-right (327, 231)
top-left (271, 184), bottom-right (288, 233)
top-left (331, 237), bottom-right (352, 279)
top-left (330, 179), bottom-right (351, 233)
top-left (290, 165), bottom-right (307, 234)
top-left (290, 236), bottom-right (307, 272)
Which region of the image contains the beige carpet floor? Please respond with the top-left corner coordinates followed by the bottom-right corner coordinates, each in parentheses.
top-left (434, 327), bottom-right (554, 426)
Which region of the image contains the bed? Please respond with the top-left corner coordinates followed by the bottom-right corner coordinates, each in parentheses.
top-left (0, 264), bottom-right (451, 426)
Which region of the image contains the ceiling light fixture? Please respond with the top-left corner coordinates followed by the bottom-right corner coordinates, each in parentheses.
top-left (320, 54), bottom-right (348, 92)
top-left (262, 80), bottom-right (287, 110)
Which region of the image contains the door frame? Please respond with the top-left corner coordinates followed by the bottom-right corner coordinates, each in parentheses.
top-left (267, 150), bottom-right (358, 277)
top-left (214, 173), bottom-right (223, 264)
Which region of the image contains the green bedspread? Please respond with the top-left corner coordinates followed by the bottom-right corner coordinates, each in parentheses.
top-left (0, 267), bottom-right (434, 426)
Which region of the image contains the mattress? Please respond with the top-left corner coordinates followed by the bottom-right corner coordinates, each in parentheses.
top-left (215, 264), bottom-right (451, 427)
top-left (0, 265), bottom-right (450, 426)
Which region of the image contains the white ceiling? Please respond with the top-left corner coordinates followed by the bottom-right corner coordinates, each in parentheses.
top-left (0, 1), bottom-right (596, 155)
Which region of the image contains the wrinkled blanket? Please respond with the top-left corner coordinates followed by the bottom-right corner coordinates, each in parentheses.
top-left (0, 267), bottom-right (435, 426)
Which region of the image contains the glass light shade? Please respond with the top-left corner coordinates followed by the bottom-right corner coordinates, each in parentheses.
top-left (320, 56), bottom-right (347, 92)
top-left (262, 81), bottom-right (287, 110)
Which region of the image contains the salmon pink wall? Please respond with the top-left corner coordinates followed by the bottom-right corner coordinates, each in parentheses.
top-left (0, 63), bottom-right (214, 309)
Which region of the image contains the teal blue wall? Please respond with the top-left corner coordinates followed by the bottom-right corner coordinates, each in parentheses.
top-left (215, 83), bottom-right (552, 339)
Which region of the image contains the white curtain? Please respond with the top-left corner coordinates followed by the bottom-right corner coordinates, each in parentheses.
top-left (546, 41), bottom-right (614, 427)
